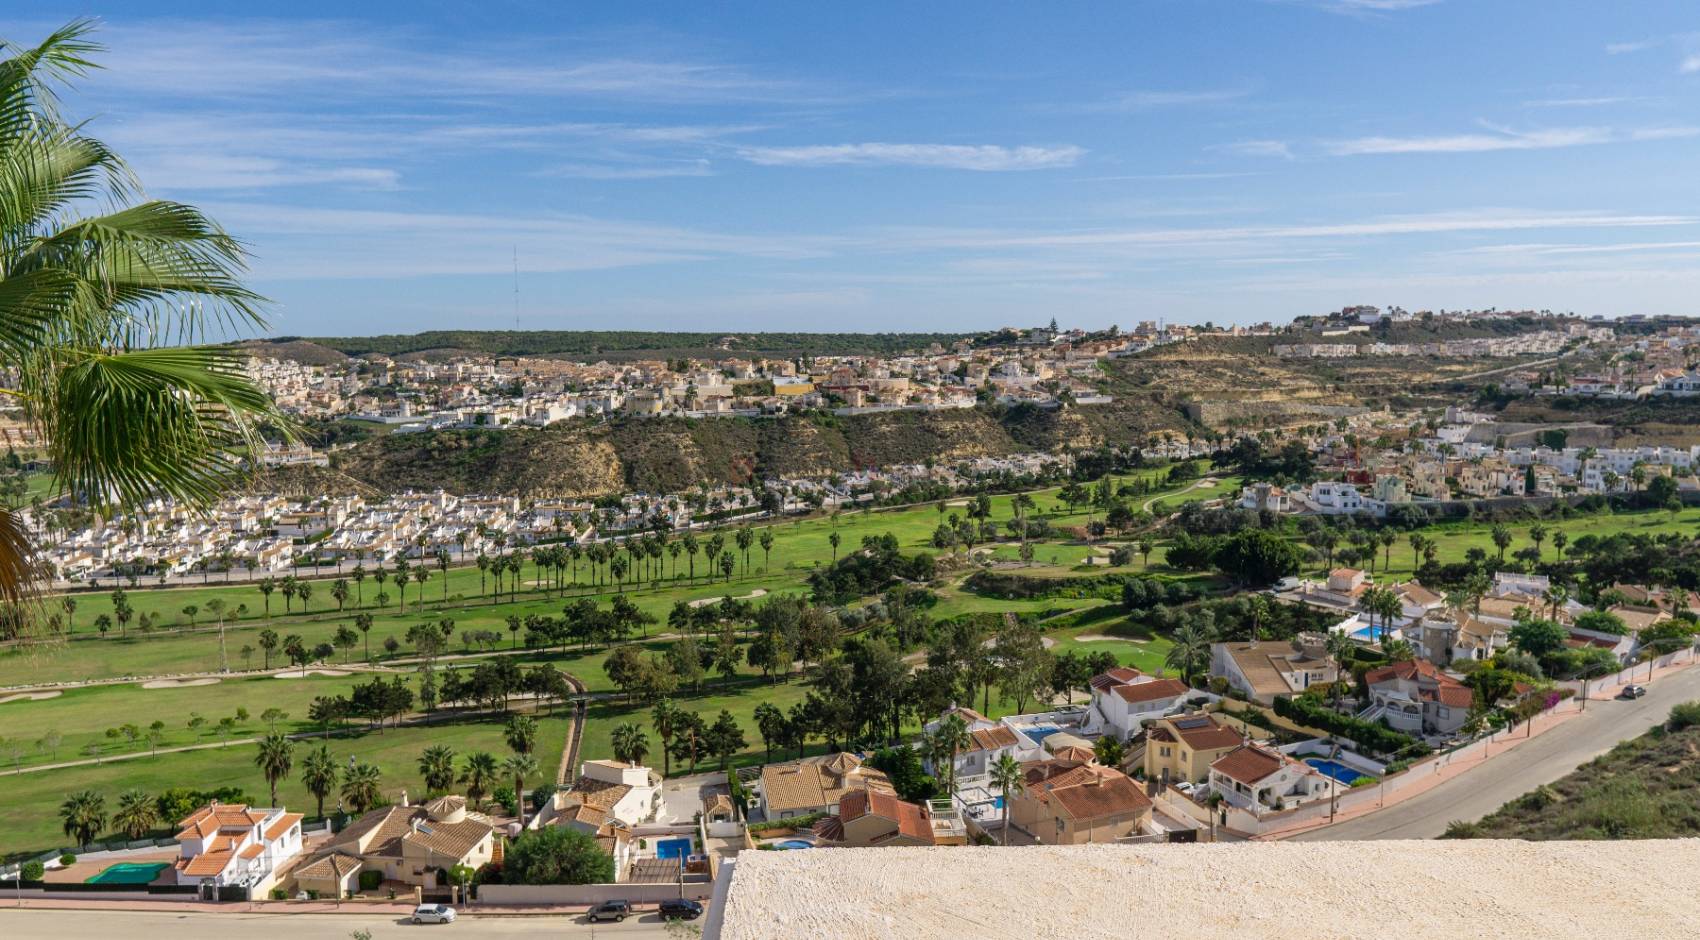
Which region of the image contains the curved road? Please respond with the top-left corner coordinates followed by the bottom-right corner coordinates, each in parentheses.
top-left (1292, 663), bottom-right (1700, 841)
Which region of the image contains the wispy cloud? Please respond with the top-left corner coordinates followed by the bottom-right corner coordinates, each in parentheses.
top-left (1606, 38), bottom-right (1663, 55)
top-left (735, 143), bottom-right (1084, 171)
top-left (1088, 88), bottom-right (1250, 112)
top-left (1523, 96), bottom-right (1649, 108)
top-left (535, 161), bottom-right (714, 180)
top-left (1682, 55), bottom-right (1700, 74)
top-left (92, 20), bottom-right (816, 105)
top-left (1327, 121), bottom-right (1695, 156)
top-left (1211, 140), bottom-right (1295, 160)
top-left (1278, 0), bottom-right (1443, 15)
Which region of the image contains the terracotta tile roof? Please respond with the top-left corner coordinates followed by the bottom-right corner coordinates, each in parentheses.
top-left (1090, 667), bottom-right (1144, 692)
top-left (836, 789), bottom-right (936, 845)
top-left (180, 849), bottom-right (234, 877)
top-left (945, 706), bottom-right (990, 724)
top-left (401, 817), bottom-right (493, 860)
top-left (968, 725), bottom-right (1020, 751)
top-left (294, 852), bottom-right (362, 883)
top-left (1163, 714), bottom-right (1244, 752)
top-left (239, 843), bottom-right (265, 860)
top-left (1110, 677), bottom-right (1189, 704)
top-left (761, 754), bottom-right (892, 815)
top-left (1051, 745), bottom-right (1096, 764)
top-left (1210, 744), bottom-right (1286, 785)
top-left (1024, 762), bottom-right (1150, 821)
top-left (1396, 581), bottom-right (1443, 607)
top-left (812, 815), bottom-right (846, 841)
top-left (263, 812), bottom-right (303, 842)
top-left (175, 803), bottom-right (266, 841)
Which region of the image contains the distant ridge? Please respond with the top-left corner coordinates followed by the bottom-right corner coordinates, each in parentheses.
top-left (286, 330), bottom-right (973, 360)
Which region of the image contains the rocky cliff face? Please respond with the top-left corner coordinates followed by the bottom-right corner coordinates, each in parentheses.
top-left (321, 402), bottom-right (1188, 497)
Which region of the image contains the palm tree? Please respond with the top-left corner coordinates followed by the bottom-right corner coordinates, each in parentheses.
top-left (112, 788), bottom-right (157, 840)
top-left (59, 790), bottom-right (106, 847)
top-left (299, 744), bottom-right (337, 818)
top-left (504, 714), bottom-right (538, 756)
top-left (253, 732), bottom-right (295, 807)
top-left (611, 722), bottom-right (650, 767)
top-left (341, 761), bottom-right (383, 814)
top-left (0, 23), bottom-right (284, 614)
top-left (418, 744), bottom-right (457, 794)
top-left (460, 751), bottom-right (499, 809)
top-left (929, 714), bottom-right (972, 796)
top-left (651, 699), bottom-right (681, 778)
top-left (501, 752), bottom-right (540, 828)
top-left (988, 753), bottom-right (1026, 845)
top-left (1165, 621), bottom-right (1214, 685)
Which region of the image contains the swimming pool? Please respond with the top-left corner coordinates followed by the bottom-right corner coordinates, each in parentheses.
top-left (774, 839), bottom-right (813, 850)
top-left (1350, 625), bottom-right (1379, 642)
top-left (1306, 758), bottom-right (1373, 785)
top-left (86, 861), bottom-right (169, 885)
top-left (655, 837), bottom-right (694, 861)
top-left (1021, 726), bottom-right (1063, 745)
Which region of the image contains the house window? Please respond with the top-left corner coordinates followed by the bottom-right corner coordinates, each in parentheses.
top-left (1159, 746), bottom-right (1171, 757)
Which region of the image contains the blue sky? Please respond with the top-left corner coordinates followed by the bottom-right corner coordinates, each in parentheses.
top-left (16, 1), bottom-right (1700, 335)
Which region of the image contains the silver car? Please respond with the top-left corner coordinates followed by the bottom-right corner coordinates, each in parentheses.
top-left (412, 904), bottom-right (457, 924)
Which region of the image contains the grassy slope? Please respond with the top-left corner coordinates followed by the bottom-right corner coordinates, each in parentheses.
top-left (1454, 714), bottom-right (1700, 840)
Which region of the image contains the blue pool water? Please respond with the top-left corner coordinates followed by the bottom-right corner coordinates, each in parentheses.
top-left (1306, 758), bottom-right (1373, 784)
top-left (775, 839), bottom-right (814, 850)
top-left (1021, 726), bottom-right (1063, 745)
top-left (1350, 625), bottom-right (1378, 642)
top-left (655, 837), bottom-right (694, 861)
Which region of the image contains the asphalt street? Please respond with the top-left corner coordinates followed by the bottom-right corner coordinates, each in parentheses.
top-left (0, 908), bottom-right (680, 939)
top-left (1292, 662), bottom-right (1700, 840)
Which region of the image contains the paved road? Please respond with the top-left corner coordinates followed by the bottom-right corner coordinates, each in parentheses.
top-left (0, 908), bottom-right (676, 938)
top-left (1293, 663), bottom-right (1700, 841)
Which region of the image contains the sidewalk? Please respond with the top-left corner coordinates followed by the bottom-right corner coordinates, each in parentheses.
top-left (0, 896), bottom-right (673, 918)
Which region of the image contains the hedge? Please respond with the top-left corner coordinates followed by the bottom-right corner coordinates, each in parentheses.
top-left (1272, 695), bottom-right (1430, 759)
top-left (748, 812), bottom-right (826, 833)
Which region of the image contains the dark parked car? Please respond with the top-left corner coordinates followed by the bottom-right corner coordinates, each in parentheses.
top-left (588, 900), bottom-right (633, 923)
top-left (1619, 684), bottom-right (1647, 700)
top-left (659, 899), bottom-right (704, 920)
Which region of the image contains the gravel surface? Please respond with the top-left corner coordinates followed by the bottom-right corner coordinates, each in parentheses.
top-left (720, 841), bottom-right (1700, 939)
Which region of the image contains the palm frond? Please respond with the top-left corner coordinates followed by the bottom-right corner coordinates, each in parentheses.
top-left (0, 19), bottom-right (103, 138)
top-left (45, 346), bottom-right (286, 515)
top-left (0, 127), bottom-right (128, 260)
top-left (0, 506), bottom-right (44, 606)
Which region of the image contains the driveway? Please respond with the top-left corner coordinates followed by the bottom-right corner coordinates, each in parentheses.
top-left (1292, 663), bottom-right (1700, 841)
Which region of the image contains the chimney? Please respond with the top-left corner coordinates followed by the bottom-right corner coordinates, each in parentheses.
top-left (400, 789), bottom-right (410, 808)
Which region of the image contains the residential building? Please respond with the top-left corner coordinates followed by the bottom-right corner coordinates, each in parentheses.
top-left (1361, 659), bottom-right (1474, 736)
top-left (1207, 743), bottom-right (1330, 812)
top-left (537, 760), bottom-right (661, 832)
top-left (758, 753), bottom-right (893, 820)
top-left (291, 796), bottom-right (496, 896)
top-left (1006, 760), bottom-right (1153, 844)
top-left (1209, 636), bottom-right (1340, 705)
top-left (172, 802), bottom-right (304, 895)
top-left (1139, 713), bottom-right (1245, 785)
top-left (812, 789), bottom-right (965, 847)
top-left (1086, 667), bottom-right (1192, 740)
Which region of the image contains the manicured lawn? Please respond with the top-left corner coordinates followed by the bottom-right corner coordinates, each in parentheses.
top-left (0, 709), bottom-right (572, 860)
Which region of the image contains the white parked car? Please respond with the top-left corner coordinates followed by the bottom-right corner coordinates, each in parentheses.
top-left (412, 904), bottom-right (457, 924)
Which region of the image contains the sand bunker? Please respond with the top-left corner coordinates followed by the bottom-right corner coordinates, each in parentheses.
top-left (142, 677), bottom-right (221, 689)
top-left (689, 589), bottom-right (769, 608)
top-left (0, 690), bottom-right (63, 704)
top-left (1075, 634), bottom-right (1145, 644)
top-left (272, 668), bottom-right (350, 679)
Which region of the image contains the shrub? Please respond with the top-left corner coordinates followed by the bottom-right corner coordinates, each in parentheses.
top-left (748, 812), bottom-right (826, 833)
top-left (271, 888), bottom-right (287, 901)
top-left (358, 869), bottom-right (383, 891)
top-left (1439, 820), bottom-right (1482, 839)
top-left (1667, 701), bottom-right (1700, 731)
top-left (1272, 695), bottom-right (1429, 758)
top-left (20, 861), bottom-right (44, 881)
top-left (58, 853), bottom-right (76, 866)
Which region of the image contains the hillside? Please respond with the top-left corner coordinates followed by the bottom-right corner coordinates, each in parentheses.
top-left (1443, 704), bottom-right (1700, 841)
top-left (291, 330), bottom-right (971, 360)
top-left (312, 401), bottom-right (1196, 497)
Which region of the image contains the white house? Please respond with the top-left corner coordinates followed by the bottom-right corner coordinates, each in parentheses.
top-left (1085, 667), bottom-right (1191, 741)
top-left (171, 802), bottom-right (303, 894)
top-left (1361, 659), bottom-right (1474, 736)
top-left (539, 759), bottom-right (662, 832)
top-left (1209, 637), bottom-right (1340, 705)
top-left (922, 706), bottom-right (1044, 780)
top-left (1208, 743), bottom-right (1331, 813)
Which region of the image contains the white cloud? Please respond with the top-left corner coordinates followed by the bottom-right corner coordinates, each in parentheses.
top-left (1682, 55), bottom-right (1700, 74)
top-left (735, 143), bottom-right (1084, 171)
top-left (1089, 88), bottom-right (1250, 112)
top-left (91, 20), bottom-right (811, 105)
top-left (1330, 124), bottom-right (1631, 155)
top-left (1212, 139), bottom-right (1294, 160)
top-left (1606, 38), bottom-right (1662, 55)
